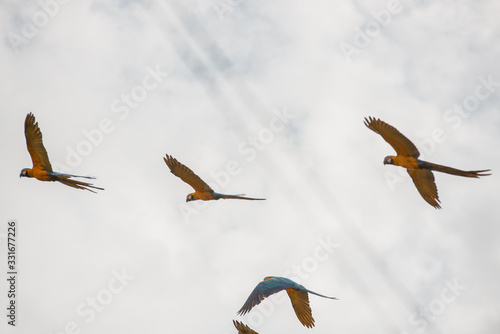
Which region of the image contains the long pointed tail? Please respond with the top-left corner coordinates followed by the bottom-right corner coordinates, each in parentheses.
top-left (425, 162), bottom-right (491, 178)
top-left (53, 175), bottom-right (104, 193)
top-left (49, 171), bottom-right (96, 179)
top-left (304, 288), bottom-right (338, 300)
top-left (214, 193), bottom-right (265, 201)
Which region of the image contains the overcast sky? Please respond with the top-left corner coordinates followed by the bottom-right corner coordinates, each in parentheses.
top-left (1, 1), bottom-right (500, 333)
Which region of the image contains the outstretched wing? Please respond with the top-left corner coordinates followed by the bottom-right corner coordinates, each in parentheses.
top-left (364, 117), bottom-right (420, 158)
top-left (286, 289), bottom-right (315, 328)
top-left (163, 154), bottom-right (213, 193)
top-left (24, 113), bottom-right (53, 171)
top-left (233, 320), bottom-right (259, 334)
top-left (237, 278), bottom-right (294, 315)
top-left (407, 169), bottom-right (441, 209)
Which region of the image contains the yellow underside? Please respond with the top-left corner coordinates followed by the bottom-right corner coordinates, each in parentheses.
top-left (392, 156), bottom-right (420, 169)
top-left (28, 168), bottom-right (52, 182)
top-left (192, 192), bottom-right (216, 201)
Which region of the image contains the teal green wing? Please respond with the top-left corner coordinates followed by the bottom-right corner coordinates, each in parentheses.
top-left (237, 277), bottom-right (293, 315)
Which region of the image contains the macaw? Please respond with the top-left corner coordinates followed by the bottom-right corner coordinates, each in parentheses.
top-left (237, 276), bottom-right (337, 328)
top-left (364, 116), bottom-right (490, 208)
top-left (163, 154), bottom-right (265, 202)
top-left (20, 113), bottom-right (103, 193)
top-left (233, 320), bottom-right (259, 334)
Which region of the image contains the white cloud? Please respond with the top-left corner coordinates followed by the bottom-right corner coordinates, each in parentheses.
top-left (1, 0), bottom-right (499, 333)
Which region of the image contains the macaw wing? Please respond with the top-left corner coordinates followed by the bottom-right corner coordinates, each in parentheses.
top-left (233, 320), bottom-right (259, 334)
top-left (24, 113), bottom-right (52, 171)
top-left (237, 278), bottom-right (292, 315)
top-left (364, 117), bottom-right (420, 158)
top-left (163, 154), bottom-right (213, 193)
top-left (407, 169), bottom-right (441, 209)
top-left (286, 289), bottom-right (315, 328)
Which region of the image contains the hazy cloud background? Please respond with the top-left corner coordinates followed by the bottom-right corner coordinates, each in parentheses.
top-left (1, 0), bottom-right (499, 333)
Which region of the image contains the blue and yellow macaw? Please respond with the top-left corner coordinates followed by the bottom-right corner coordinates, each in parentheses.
top-left (20, 113), bottom-right (103, 193)
top-left (364, 116), bottom-right (490, 208)
top-left (237, 276), bottom-right (337, 328)
top-left (233, 320), bottom-right (258, 334)
top-left (163, 154), bottom-right (265, 202)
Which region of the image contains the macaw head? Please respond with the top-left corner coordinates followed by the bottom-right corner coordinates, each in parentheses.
top-left (19, 168), bottom-right (29, 178)
top-left (383, 156), bottom-right (394, 165)
top-left (186, 193), bottom-right (195, 202)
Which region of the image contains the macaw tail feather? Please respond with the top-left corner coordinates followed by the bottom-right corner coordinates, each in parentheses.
top-left (425, 162), bottom-right (491, 178)
top-left (304, 288), bottom-right (338, 300)
top-left (213, 193), bottom-right (265, 201)
top-left (49, 171), bottom-right (96, 179)
top-left (53, 175), bottom-right (104, 193)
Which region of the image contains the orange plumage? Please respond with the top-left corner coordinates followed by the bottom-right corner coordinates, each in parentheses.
top-left (20, 113), bottom-right (103, 193)
top-left (163, 154), bottom-right (265, 202)
top-left (365, 116), bottom-right (490, 208)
